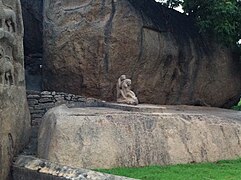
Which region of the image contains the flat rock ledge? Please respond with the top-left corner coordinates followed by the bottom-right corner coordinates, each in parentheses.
top-left (38, 104), bottom-right (241, 169)
top-left (13, 155), bottom-right (135, 180)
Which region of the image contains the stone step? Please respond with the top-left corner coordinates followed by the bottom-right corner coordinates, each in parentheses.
top-left (13, 155), bottom-right (136, 180)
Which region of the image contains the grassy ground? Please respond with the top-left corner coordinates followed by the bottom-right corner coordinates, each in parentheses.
top-left (97, 100), bottom-right (241, 180)
top-left (97, 159), bottom-right (241, 180)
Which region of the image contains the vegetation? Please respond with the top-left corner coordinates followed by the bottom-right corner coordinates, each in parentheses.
top-left (158, 0), bottom-right (182, 8)
top-left (158, 0), bottom-right (241, 49)
top-left (97, 158), bottom-right (241, 180)
top-left (232, 98), bottom-right (241, 111)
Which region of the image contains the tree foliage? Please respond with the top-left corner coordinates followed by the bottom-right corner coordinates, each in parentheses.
top-left (158, 0), bottom-right (182, 8)
top-left (159, 0), bottom-right (241, 48)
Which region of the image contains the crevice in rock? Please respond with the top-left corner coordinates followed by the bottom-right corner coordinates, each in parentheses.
top-left (233, 127), bottom-right (241, 146)
top-left (21, 0), bottom-right (43, 91)
top-left (188, 44), bottom-right (202, 102)
top-left (143, 26), bottom-right (167, 34)
top-left (138, 26), bottom-right (144, 63)
top-left (136, 8), bottom-right (146, 64)
top-left (131, 10), bottom-right (144, 79)
top-left (101, 0), bottom-right (106, 13)
top-left (200, 142), bottom-right (208, 161)
top-left (103, 0), bottom-right (116, 74)
top-left (180, 123), bottom-right (195, 162)
top-left (133, 122), bottom-right (141, 166)
top-left (174, 48), bottom-right (190, 103)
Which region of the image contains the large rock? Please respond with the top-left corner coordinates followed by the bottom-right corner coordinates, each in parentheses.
top-left (42, 0), bottom-right (241, 107)
top-left (0, 0), bottom-right (31, 179)
top-left (38, 104), bottom-right (241, 169)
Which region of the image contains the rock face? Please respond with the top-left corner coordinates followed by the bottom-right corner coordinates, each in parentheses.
top-left (38, 105), bottom-right (241, 169)
top-left (0, 0), bottom-right (31, 179)
top-left (42, 0), bottom-right (241, 107)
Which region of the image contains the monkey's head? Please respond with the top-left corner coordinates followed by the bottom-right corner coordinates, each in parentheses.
top-left (125, 79), bottom-right (132, 87)
top-left (119, 75), bottom-right (126, 81)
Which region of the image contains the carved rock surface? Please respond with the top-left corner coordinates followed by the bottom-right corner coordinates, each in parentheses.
top-left (42, 0), bottom-right (241, 107)
top-left (38, 105), bottom-right (241, 169)
top-left (0, 0), bottom-right (31, 179)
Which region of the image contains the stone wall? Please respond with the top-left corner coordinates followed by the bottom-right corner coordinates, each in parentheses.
top-left (27, 90), bottom-right (105, 128)
top-left (25, 90), bottom-right (105, 156)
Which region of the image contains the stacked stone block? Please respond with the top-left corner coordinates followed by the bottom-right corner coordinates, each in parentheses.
top-left (27, 90), bottom-right (104, 128)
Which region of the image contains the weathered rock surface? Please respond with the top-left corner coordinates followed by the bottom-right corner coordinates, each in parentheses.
top-left (42, 0), bottom-right (241, 107)
top-left (13, 155), bottom-right (136, 180)
top-left (0, 0), bottom-right (31, 179)
top-left (21, 0), bottom-right (43, 55)
top-left (38, 104), bottom-right (241, 169)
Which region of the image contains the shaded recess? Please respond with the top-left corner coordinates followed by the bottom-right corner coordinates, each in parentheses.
top-left (21, 0), bottom-right (43, 91)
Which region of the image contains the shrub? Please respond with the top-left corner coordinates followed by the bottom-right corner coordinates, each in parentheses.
top-left (232, 98), bottom-right (241, 111)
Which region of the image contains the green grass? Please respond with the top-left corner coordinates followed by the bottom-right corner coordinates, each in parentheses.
top-left (96, 159), bottom-right (241, 180)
